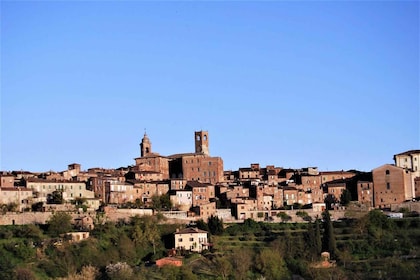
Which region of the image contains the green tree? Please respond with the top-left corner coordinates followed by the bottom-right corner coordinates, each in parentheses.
top-left (212, 255), bottom-right (233, 280)
top-left (314, 217), bottom-right (322, 256)
top-left (322, 210), bottom-right (337, 259)
top-left (151, 194), bottom-right (172, 211)
top-left (14, 267), bottom-right (36, 280)
top-left (207, 215), bottom-right (224, 235)
top-left (256, 248), bottom-right (289, 280)
top-left (143, 216), bottom-right (160, 255)
top-left (131, 225), bottom-right (146, 246)
top-left (48, 190), bottom-right (64, 204)
top-left (231, 248), bottom-right (253, 280)
top-left (340, 189), bottom-right (352, 206)
top-left (305, 221), bottom-right (318, 260)
top-left (196, 219), bottom-right (209, 232)
top-left (31, 202), bottom-right (44, 212)
top-left (277, 212), bottom-right (291, 223)
top-left (324, 194), bottom-right (337, 210)
top-left (105, 262), bottom-right (133, 280)
top-left (48, 212), bottom-right (72, 236)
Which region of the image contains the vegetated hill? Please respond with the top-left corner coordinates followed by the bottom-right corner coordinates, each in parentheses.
top-left (0, 210), bottom-right (419, 279)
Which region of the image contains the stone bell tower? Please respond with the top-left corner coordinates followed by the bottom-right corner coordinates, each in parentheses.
top-left (195, 131), bottom-right (209, 156)
top-left (140, 132), bottom-right (152, 157)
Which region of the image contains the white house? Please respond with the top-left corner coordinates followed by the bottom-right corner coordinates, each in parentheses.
top-left (174, 227), bottom-right (209, 252)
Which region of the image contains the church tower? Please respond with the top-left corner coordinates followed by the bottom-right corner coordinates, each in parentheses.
top-left (140, 132), bottom-right (152, 157)
top-left (195, 131), bottom-right (209, 155)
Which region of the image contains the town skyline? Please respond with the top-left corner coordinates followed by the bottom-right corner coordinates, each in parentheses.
top-left (0, 129), bottom-right (417, 173)
top-left (1, 1), bottom-right (419, 172)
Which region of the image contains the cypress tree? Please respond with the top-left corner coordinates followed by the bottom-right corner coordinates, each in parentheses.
top-left (314, 217), bottom-right (322, 256)
top-left (306, 221), bottom-right (316, 259)
top-left (322, 210), bottom-right (337, 259)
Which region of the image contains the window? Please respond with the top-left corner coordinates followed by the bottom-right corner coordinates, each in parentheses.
top-left (189, 237), bottom-right (194, 241)
top-left (178, 238), bottom-right (182, 242)
top-left (387, 183), bottom-right (390, 190)
top-left (208, 161), bottom-right (212, 166)
top-left (385, 170), bottom-right (390, 175)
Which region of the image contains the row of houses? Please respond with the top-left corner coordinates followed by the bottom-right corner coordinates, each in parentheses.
top-left (1, 131), bottom-right (419, 219)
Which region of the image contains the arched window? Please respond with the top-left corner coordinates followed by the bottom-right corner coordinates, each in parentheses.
top-left (385, 170), bottom-right (390, 175)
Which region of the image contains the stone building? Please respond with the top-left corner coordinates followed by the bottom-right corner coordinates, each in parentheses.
top-left (0, 172), bottom-right (15, 187)
top-left (185, 181), bottom-right (215, 207)
top-left (169, 189), bottom-right (192, 211)
top-left (192, 201), bottom-right (216, 220)
top-left (0, 187), bottom-right (33, 211)
top-left (394, 150), bottom-right (420, 197)
top-left (134, 133), bottom-right (170, 180)
top-left (134, 131), bottom-right (224, 184)
top-left (26, 178), bottom-right (95, 203)
top-left (415, 177), bottom-right (420, 199)
top-left (357, 181), bottom-right (374, 207)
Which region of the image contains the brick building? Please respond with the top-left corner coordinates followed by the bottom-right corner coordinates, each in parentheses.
top-left (372, 164), bottom-right (413, 208)
top-left (357, 181), bottom-right (374, 207)
top-left (134, 131), bottom-right (224, 184)
top-left (0, 172), bottom-right (15, 187)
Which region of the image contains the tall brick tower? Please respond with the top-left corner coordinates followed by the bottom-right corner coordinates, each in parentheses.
top-left (140, 132), bottom-right (152, 157)
top-left (195, 131), bottom-right (209, 155)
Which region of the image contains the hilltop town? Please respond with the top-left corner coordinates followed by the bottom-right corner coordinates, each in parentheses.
top-left (1, 131), bottom-right (419, 224)
top-left (1, 131), bottom-right (420, 279)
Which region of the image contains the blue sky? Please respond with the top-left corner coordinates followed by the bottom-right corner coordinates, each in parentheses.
top-left (1, 1), bottom-right (419, 172)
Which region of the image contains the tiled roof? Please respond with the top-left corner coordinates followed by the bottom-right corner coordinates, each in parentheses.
top-left (186, 181), bottom-right (212, 188)
top-left (394, 150), bottom-right (420, 156)
top-left (168, 152), bottom-right (203, 158)
top-left (26, 178), bottom-right (85, 183)
top-left (174, 227), bottom-right (208, 234)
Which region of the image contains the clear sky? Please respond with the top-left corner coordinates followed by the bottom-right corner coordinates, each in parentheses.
top-left (1, 1), bottom-right (419, 173)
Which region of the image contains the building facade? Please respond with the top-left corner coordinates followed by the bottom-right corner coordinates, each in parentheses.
top-left (372, 164), bottom-right (413, 208)
top-left (174, 227), bottom-right (209, 252)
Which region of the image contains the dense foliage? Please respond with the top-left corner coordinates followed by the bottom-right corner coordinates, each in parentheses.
top-left (0, 210), bottom-right (419, 279)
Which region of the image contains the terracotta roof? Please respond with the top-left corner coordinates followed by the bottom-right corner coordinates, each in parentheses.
top-left (134, 170), bottom-right (162, 174)
top-left (186, 181), bottom-right (213, 188)
top-left (394, 150), bottom-right (420, 156)
top-left (174, 227), bottom-right (208, 234)
top-left (0, 187), bottom-right (31, 192)
top-left (167, 152), bottom-right (202, 158)
top-left (26, 178), bottom-right (85, 183)
top-left (134, 153), bottom-right (165, 159)
top-left (319, 171), bottom-right (355, 175)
